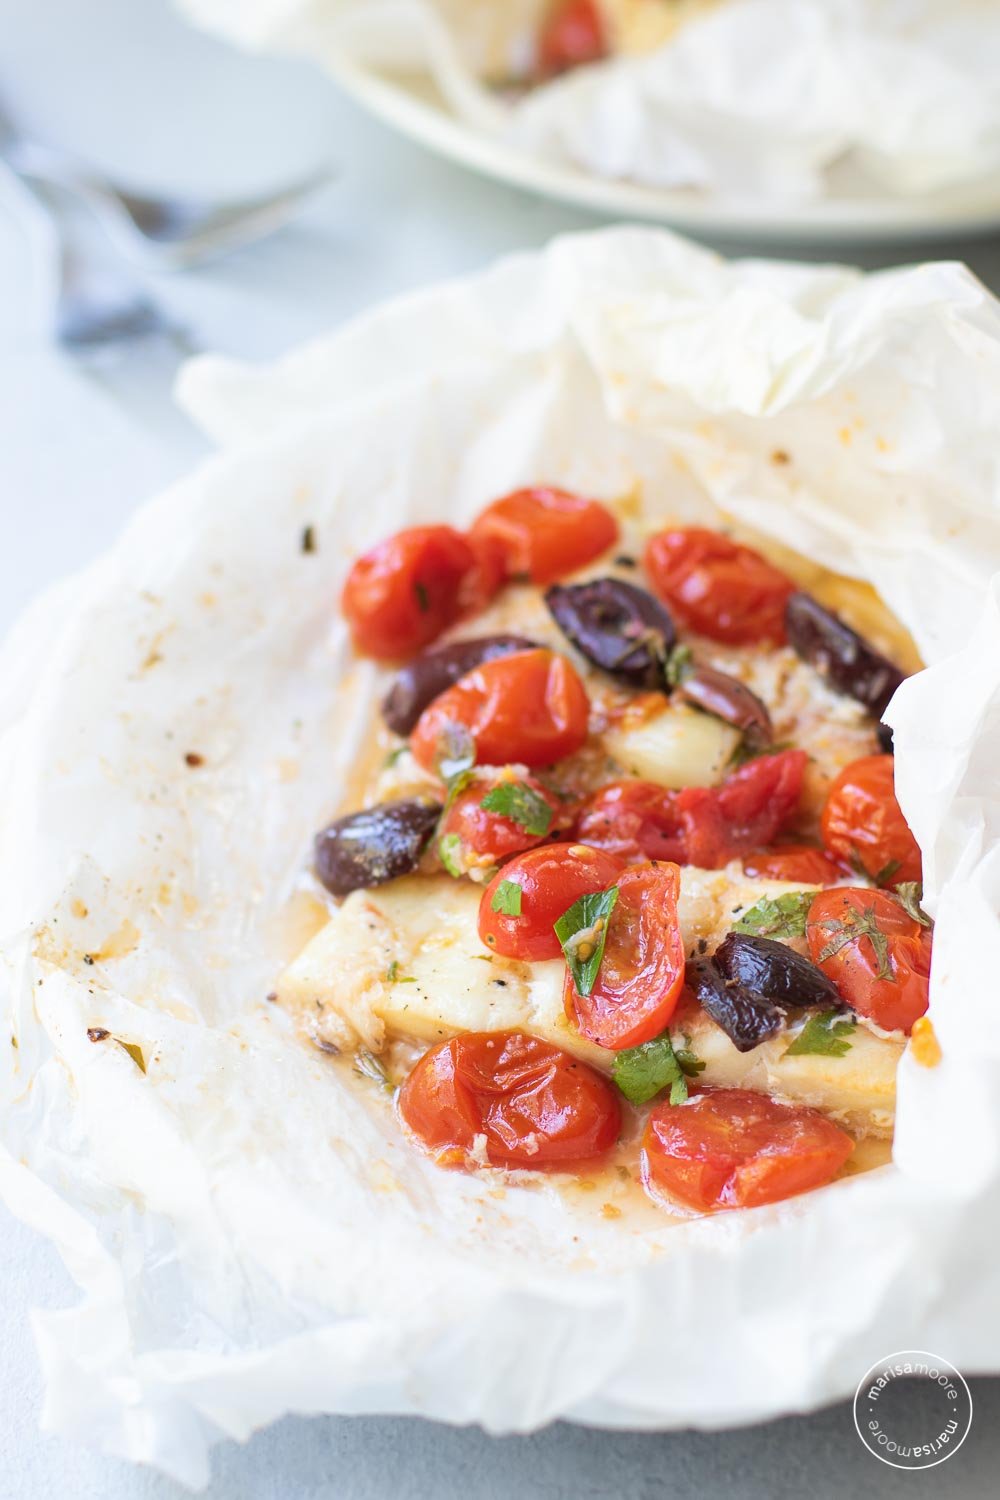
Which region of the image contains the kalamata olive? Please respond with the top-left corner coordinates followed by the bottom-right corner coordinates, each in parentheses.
top-left (544, 577), bottom-right (676, 689)
top-left (675, 663), bottom-right (772, 751)
top-left (713, 932), bottom-right (840, 1011)
top-left (381, 635), bottom-right (536, 735)
top-left (876, 722), bottom-right (894, 755)
top-left (314, 799), bottom-right (442, 897)
top-left (687, 956), bottom-right (783, 1053)
top-left (785, 592), bottom-right (905, 719)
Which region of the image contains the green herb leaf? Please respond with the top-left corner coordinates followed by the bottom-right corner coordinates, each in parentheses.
top-left (438, 832), bottom-right (464, 879)
top-left (480, 781), bottom-right (553, 837)
top-left (815, 907), bottom-right (893, 981)
top-left (784, 1009), bottom-right (857, 1057)
top-left (675, 1039), bottom-right (707, 1079)
top-left (554, 886), bottom-right (619, 997)
top-left (442, 767), bottom-right (475, 813)
top-left (491, 879), bottom-right (523, 916)
top-left (874, 857), bottom-right (902, 888)
top-left (613, 1030), bottom-right (703, 1105)
top-left (353, 1047), bottom-right (393, 1091)
top-left (386, 960), bottom-right (417, 984)
top-left (733, 889), bottom-right (818, 940)
top-left (894, 881), bottom-right (932, 927)
top-left (665, 643), bottom-right (694, 688)
top-left (728, 736), bottom-right (793, 771)
top-left (383, 745), bottom-right (407, 769)
top-left (116, 1039), bottom-right (147, 1073)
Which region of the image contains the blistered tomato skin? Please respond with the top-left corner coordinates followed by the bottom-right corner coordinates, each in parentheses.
top-left (478, 844), bottom-right (625, 961)
top-left (574, 780), bottom-right (686, 863)
top-left (641, 1088), bottom-right (855, 1213)
top-left (821, 754), bottom-right (921, 885)
top-left (470, 487), bottom-right (618, 586)
top-left (342, 525), bottom-right (500, 661)
top-left (806, 887), bottom-right (931, 1034)
top-left (644, 528), bottom-right (795, 646)
top-left (565, 862), bottom-right (686, 1050)
top-left (398, 1030), bottom-right (621, 1170)
top-left (538, 0), bottom-right (607, 75)
top-left (409, 648), bottom-right (590, 773)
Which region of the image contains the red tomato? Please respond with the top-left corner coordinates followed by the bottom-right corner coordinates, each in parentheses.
top-left (470, 487), bottom-right (618, 586)
top-left (565, 862), bottom-right (686, 1050)
top-left (437, 772), bottom-right (563, 877)
top-left (641, 1088), bottom-right (854, 1213)
top-left (573, 780), bottom-right (686, 863)
top-left (398, 1030), bottom-right (620, 1170)
top-left (538, 0), bottom-right (607, 75)
top-left (806, 887), bottom-right (931, 1033)
top-left (478, 843), bottom-right (624, 961)
top-left (742, 845), bottom-right (847, 884)
top-left (342, 525), bottom-right (500, 660)
top-left (644, 527), bottom-right (795, 645)
top-left (676, 749), bottom-right (807, 868)
top-left (410, 648), bottom-right (590, 773)
top-left (821, 754), bottom-right (921, 885)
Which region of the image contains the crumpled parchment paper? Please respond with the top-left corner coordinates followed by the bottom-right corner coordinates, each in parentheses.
top-left (3, 227), bottom-right (1000, 1487)
top-left (180, 0), bottom-right (1000, 202)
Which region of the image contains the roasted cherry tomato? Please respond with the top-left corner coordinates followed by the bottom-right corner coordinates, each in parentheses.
top-left (437, 772), bottom-right (563, 878)
top-left (742, 844), bottom-right (847, 884)
top-left (644, 527), bottom-right (795, 645)
top-left (398, 1030), bottom-right (620, 1170)
top-left (478, 843), bottom-right (624, 961)
top-left (641, 1088), bottom-right (854, 1213)
top-left (470, 487), bottom-right (618, 587)
top-left (342, 525), bottom-right (500, 660)
top-left (538, 0), bottom-right (607, 75)
top-left (821, 754), bottom-right (921, 885)
top-left (806, 886), bottom-right (931, 1033)
top-left (564, 862), bottom-right (686, 1050)
top-left (410, 648), bottom-right (590, 773)
top-left (676, 749), bottom-right (807, 868)
top-left (573, 779), bottom-right (685, 863)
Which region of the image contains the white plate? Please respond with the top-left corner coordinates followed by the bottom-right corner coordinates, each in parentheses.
top-left (329, 53), bottom-right (1000, 248)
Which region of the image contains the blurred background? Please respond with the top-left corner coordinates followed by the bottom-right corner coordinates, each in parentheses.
top-left (1, 0), bottom-right (999, 1494)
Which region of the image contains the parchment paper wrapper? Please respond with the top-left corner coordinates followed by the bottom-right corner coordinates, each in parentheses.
top-left (3, 228), bottom-right (1000, 1487)
top-left (180, 0), bottom-right (1000, 202)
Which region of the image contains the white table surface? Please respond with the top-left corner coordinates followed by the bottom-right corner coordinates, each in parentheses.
top-left (1, 2), bottom-right (999, 1494)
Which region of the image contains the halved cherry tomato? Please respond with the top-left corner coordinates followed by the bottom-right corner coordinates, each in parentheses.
top-left (641, 1087), bottom-right (854, 1213)
top-left (742, 844), bottom-right (847, 884)
top-left (398, 1030), bottom-right (620, 1170)
top-left (564, 862), bottom-right (685, 1050)
top-left (410, 648), bottom-right (590, 773)
top-left (342, 525), bottom-right (500, 660)
top-left (644, 528), bottom-right (795, 645)
top-left (479, 843), bottom-right (624, 961)
top-left (470, 487), bottom-right (618, 586)
top-left (573, 780), bottom-right (686, 863)
top-left (573, 752), bottom-right (806, 869)
top-left (821, 754), bottom-right (921, 885)
top-left (538, 0), bottom-right (607, 76)
top-left (676, 749), bottom-right (807, 867)
top-left (806, 886), bottom-right (931, 1033)
top-left (437, 772), bottom-right (564, 878)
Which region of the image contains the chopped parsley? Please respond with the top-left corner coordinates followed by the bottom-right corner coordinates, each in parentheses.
top-left (784, 1009), bottom-right (857, 1058)
top-left (386, 960), bottom-right (417, 984)
top-left (664, 643), bottom-right (694, 688)
top-left (612, 1031), bottom-right (705, 1105)
top-left (353, 1047), bottom-right (393, 1091)
top-left (554, 886), bottom-right (619, 997)
top-left (815, 905), bottom-right (893, 981)
top-left (894, 881), bottom-right (932, 927)
top-left (480, 781), bottom-right (553, 837)
top-left (491, 879), bottom-right (523, 917)
top-left (733, 889), bottom-right (818, 940)
top-left (438, 832), bottom-right (464, 879)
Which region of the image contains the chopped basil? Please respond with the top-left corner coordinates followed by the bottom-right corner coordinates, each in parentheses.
top-left (479, 781), bottom-right (553, 837)
top-left (733, 889), bottom-right (818, 940)
top-left (554, 886), bottom-right (619, 997)
top-left (612, 1030), bottom-right (704, 1105)
top-left (784, 1009), bottom-right (857, 1058)
top-left (894, 881), bottom-right (932, 927)
top-left (491, 879), bottom-right (523, 916)
top-left (438, 832), bottom-right (464, 879)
